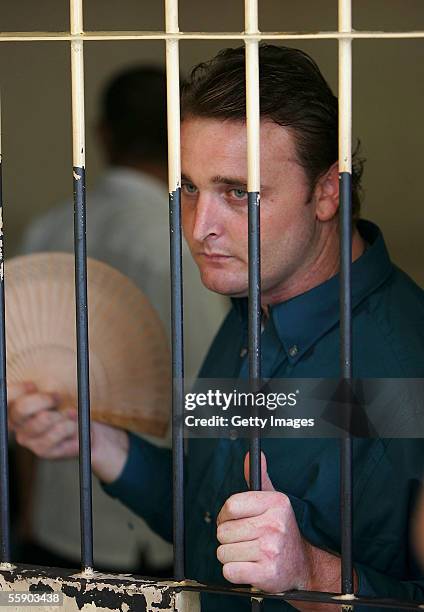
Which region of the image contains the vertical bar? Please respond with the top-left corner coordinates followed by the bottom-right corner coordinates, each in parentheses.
top-left (338, 0), bottom-right (354, 598)
top-left (245, 0), bottom-right (261, 498)
top-left (165, 0), bottom-right (185, 582)
top-left (0, 96), bottom-right (12, 568)
top-left (70, 0), bottom-right (94, 572)
top-left (245, 3), bottom-right (262, 611)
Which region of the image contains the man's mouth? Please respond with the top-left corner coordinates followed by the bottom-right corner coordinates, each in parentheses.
top-left (200, 252), bottom-right (232, 262)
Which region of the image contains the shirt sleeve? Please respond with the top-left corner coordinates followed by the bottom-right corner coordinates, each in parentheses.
top-left (101, 431), bottom-right (173, 543)
top-left (284, 487), bottom-right (424, 608)
top-left (355, 562), bottom-right (424, 607)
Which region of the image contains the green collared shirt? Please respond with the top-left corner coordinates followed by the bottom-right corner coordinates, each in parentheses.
top-left (104, 220), bottom-right (424, 611)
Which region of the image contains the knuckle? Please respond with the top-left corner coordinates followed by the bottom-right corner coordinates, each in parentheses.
top-left (224, 496), bottom-right (237, 516)
top-left (259, 535), bottom-right (280, 561)
top-left (268, 497), bottom-right (290, 528)
top-left (275, 491), bottom-right (289, 508)
top-left (216, 545), bottom-right (225, 563)
top-left (30, 413), bottom-right (51, 436)
top-left (45, 425), bottom-right (62, 446)
top-left (15, 395), bottom-right (32, 415)
top-left (268, 511), bottom-right (286, 535)
top-left (222, 563), bottom-right (234, 582)
top-left (29, 414), bottom-right (46, 435)
top-left (216, 523), bottom-right (226, 543)
top-left (246, 515), bottom-right (260, 533)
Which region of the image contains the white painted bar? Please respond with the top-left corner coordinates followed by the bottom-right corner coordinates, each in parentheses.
top-left (1, 30), bottom-right (424, 42)
top-left (245, 0), bottom-right (260, 192)
top-left (338, 0), bottom-right (352, 174)
top-left (70, 0), bottom-right (85, 169)
top-left (0, 93), bottom-right (3, 285)
top-left (165, 0), bottom-right (181, 192)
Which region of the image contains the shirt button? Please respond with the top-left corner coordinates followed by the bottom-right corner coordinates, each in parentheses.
top-left (204, 511), bottom-right (212, 524)
top-left (240, 347), bottom-right (248, 358)
top-left (288, 345), bottom-right (299, 357)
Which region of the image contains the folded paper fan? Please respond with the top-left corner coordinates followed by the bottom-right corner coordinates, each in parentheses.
top-left (5, 252), bottom-right (171, 437)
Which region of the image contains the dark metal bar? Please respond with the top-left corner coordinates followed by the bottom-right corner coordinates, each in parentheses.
top-left (0, 159), bottom-right (11, 563)
top-left (339, 171), bottom-right (354, 594)
top-left (177, 581), bottom-right (423, 610)
top-left (248, 191), bottom-right (261, 492)
top-left (169, 187), bottom-right (185, 581)
top-left (73, 166), bottom-right (94, 570)
top-left (248, 191), bottom-right (261, 612)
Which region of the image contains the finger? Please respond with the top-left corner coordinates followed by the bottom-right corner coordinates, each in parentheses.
top-left (17, 419), bottom-right (78, 452)
top-left (222, 561), bottom-right (263, 586)
top-left (9, 393), bottom-right (59, 428)
top-left (244, 451), bottom-right (275, 492)
top-left (15, 410), bottom-right (64, 438)
top-left (217, 491), bottom-right (281, 525)
top-left (217, 516), bottom-right (263, 544)
top-left (7, 382), bottom-right (37, 404)
top-left (41, 419), bottom-right (78, 448)
top-left (47, 437), bottom-right (79, 459)
top-left (217, 540), bottom-right (260, 564)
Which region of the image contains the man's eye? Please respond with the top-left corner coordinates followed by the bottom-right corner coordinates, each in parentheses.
top-left (182, 183), bottom-right (197, 195)
top-left (230, 188), bottom-right (247, 200)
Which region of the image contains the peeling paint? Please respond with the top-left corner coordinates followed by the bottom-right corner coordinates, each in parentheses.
top-left (70, 572), bottom-right (131, 582)
top-left (61, 582), bottom-right (148, 612)
top-left (174, 592), bottom-right (199, 612)
top-left (73, 171), bottom-right (81, 181)
top-left (0, 567), bottom-right (200, 612)
top-left (71, 569), bottom-right (95, 580)
top-left (334, 593), bottom-right (356, 600)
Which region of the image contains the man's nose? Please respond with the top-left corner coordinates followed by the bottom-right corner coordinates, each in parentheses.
top-left (191, 193), bottom-right (221, 243)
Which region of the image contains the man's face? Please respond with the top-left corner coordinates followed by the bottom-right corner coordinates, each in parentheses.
top-left (181, 117), bottom-right (322, 302)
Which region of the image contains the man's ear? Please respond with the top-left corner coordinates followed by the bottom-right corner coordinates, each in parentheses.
top-left (314, 161), bottom-right (339, 222)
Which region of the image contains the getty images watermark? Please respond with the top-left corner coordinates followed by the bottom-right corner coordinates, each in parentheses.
top-left (184, 388), bottom-right (313, 430)
top-left (180, 378), bottom-right (424, 438)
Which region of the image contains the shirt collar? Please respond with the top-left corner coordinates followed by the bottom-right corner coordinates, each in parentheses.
top-left (231, 220), bottom-right (394, 363)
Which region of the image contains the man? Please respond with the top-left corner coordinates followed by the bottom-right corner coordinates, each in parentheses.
top-left (14, 66), bottom-right (228, 575)
top-left (9, 45), bottom-right (424, 611)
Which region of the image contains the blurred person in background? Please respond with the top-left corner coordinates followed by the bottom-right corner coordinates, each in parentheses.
top-left (14, 65), bottom-right (228, 574)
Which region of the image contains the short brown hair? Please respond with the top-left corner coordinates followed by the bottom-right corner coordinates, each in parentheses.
top-left (181, 44), bottom-right (364, 220)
